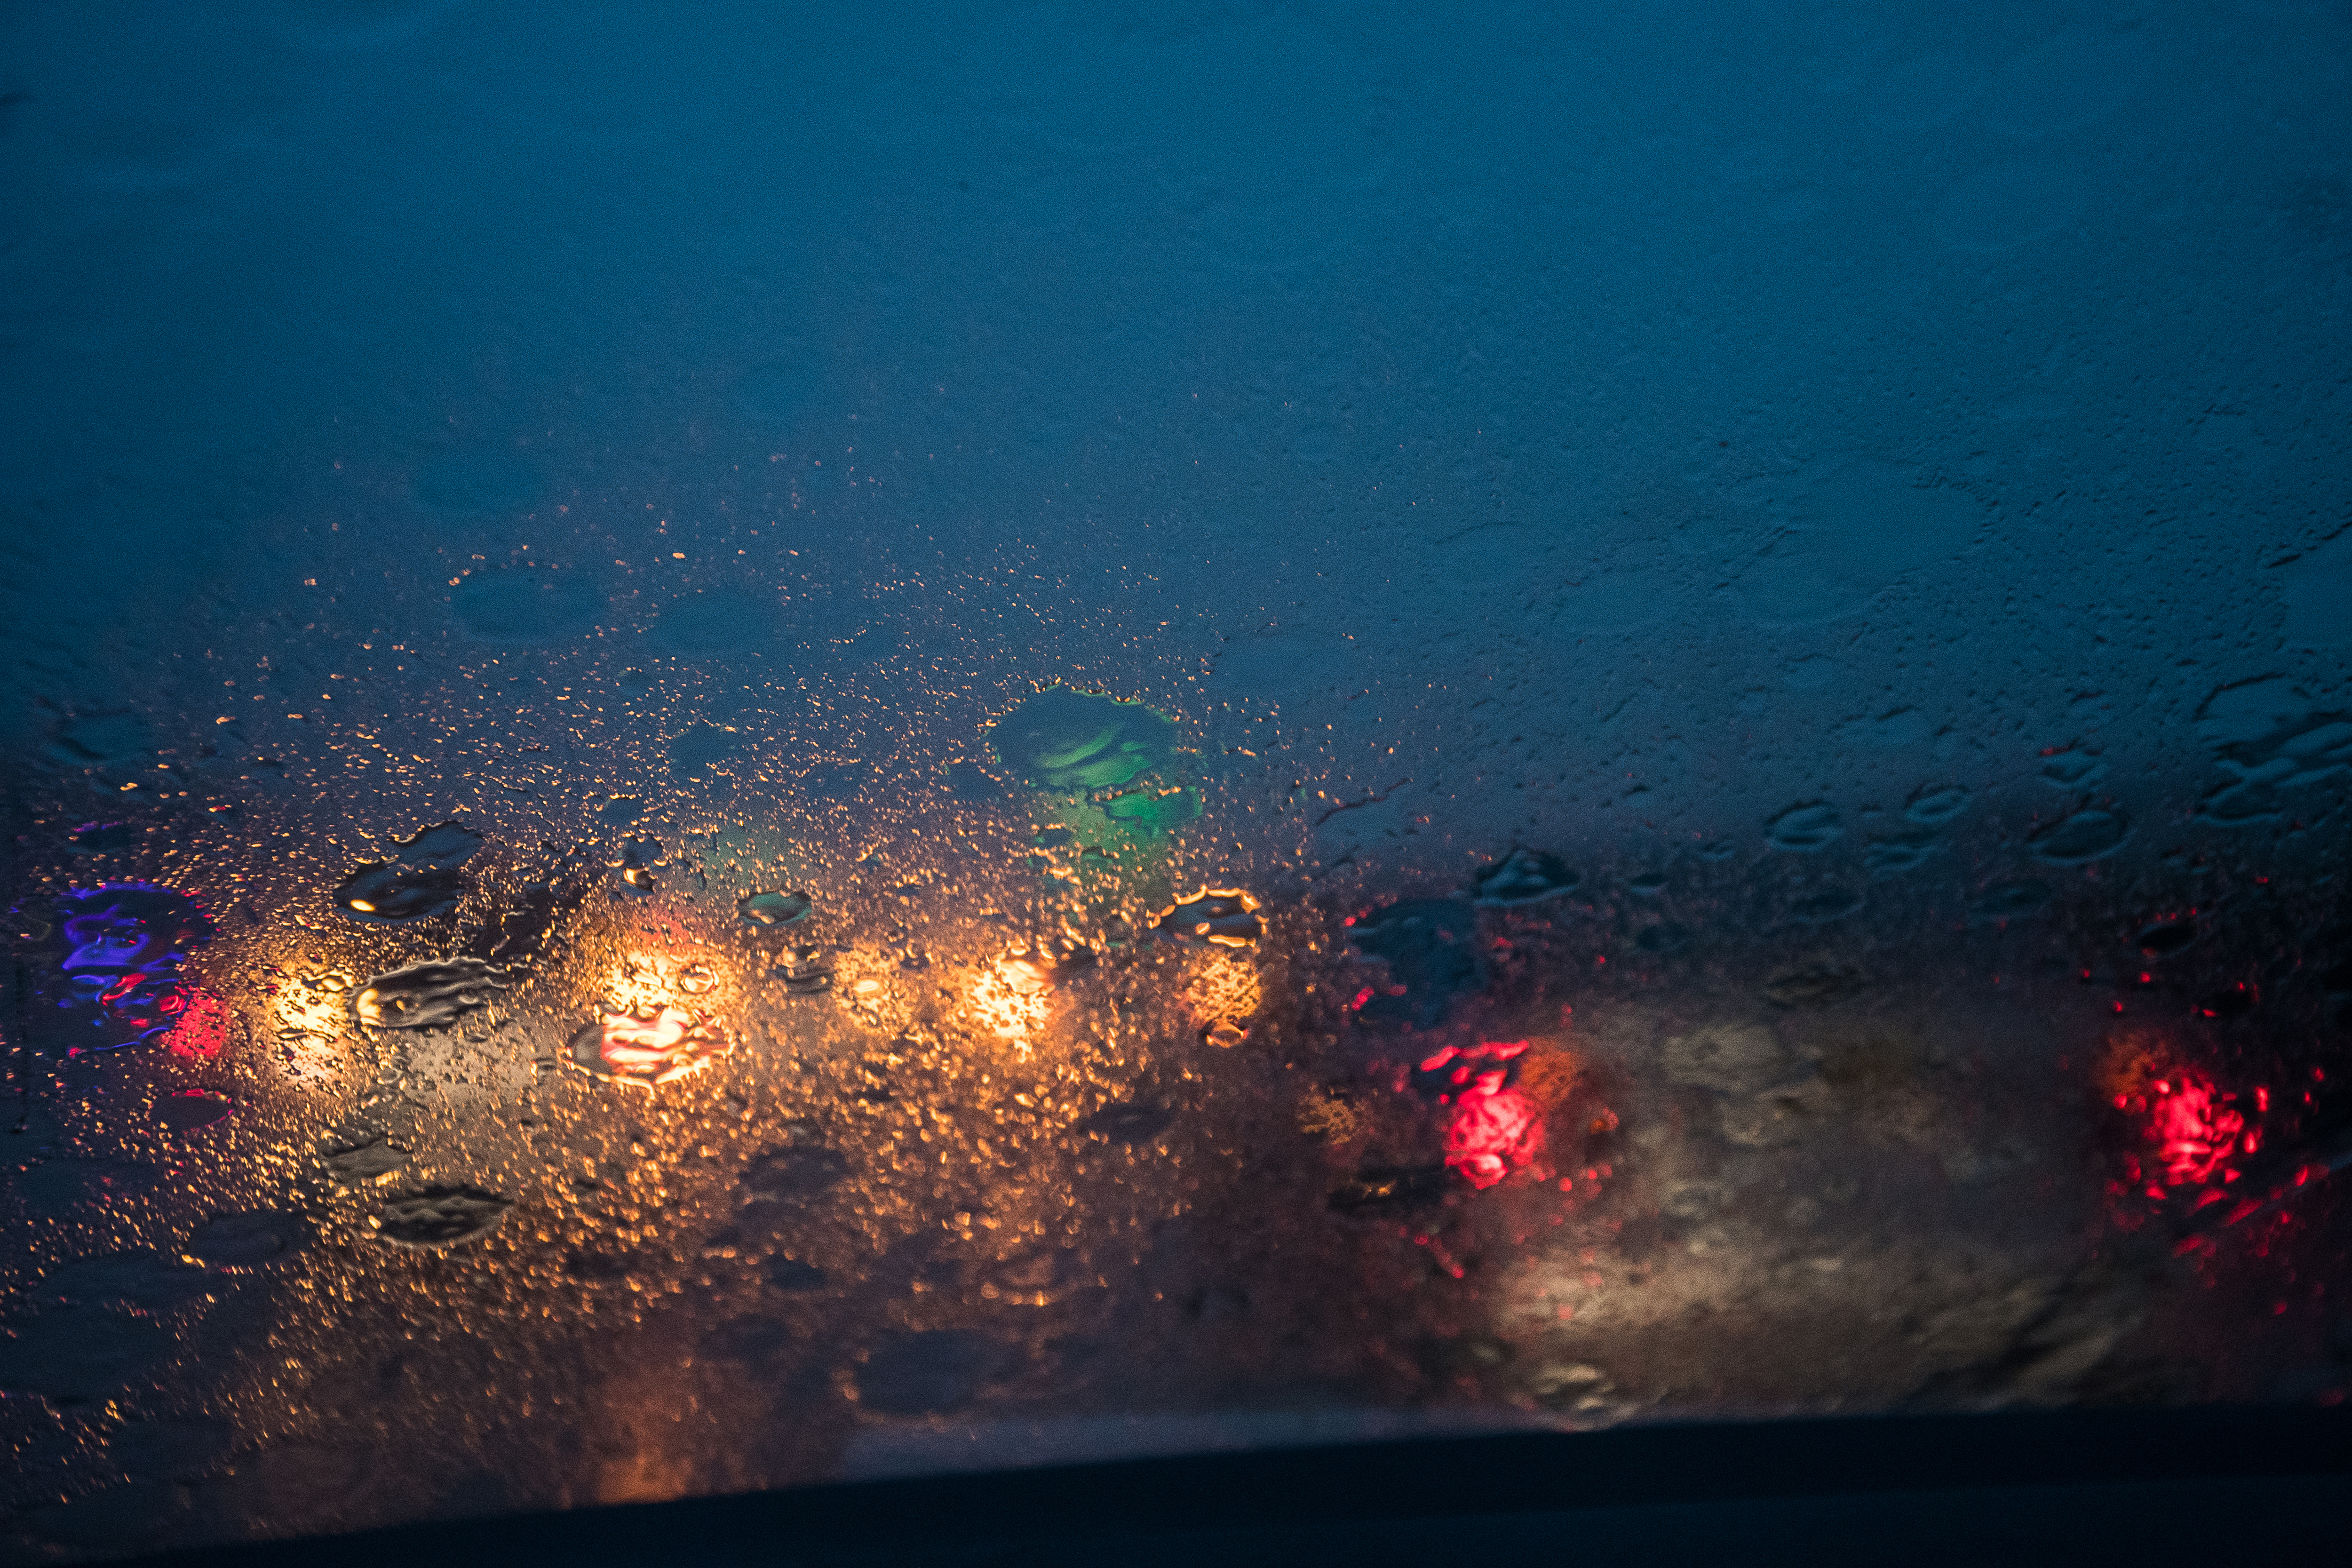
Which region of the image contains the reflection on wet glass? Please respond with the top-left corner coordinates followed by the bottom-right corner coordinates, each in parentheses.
top-left (11, 681), bottom-right (2352, 1558)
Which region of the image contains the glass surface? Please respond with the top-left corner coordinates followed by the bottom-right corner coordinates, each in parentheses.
top-left (3, 0), bottom-right (2350, 1555)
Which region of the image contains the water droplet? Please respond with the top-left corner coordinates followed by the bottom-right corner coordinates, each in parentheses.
top-left (154, 1091), bottom-right (232, 1132)
top-left (352, 959), bottom-right (509, 1029)
top-left (449, 568), bottom-right (596, 645)
top-left (183, 1211), bottom-right (304, 1268)
top-left (944, 761), bottom-right (1004, 801)
top-left (1764, 965), bottom-right (1867, 1009)
top-left (805, 759), bottom-right (867, 800)
top-left (37, 1251), bottom-right (212, 1312)
top-left (1766, 802), bottom-right (1844, 852)
top-left (738, 890), bottom-right (813, 927)
top-left (394, 821), bottom-right (483, 867)
top-left (1634, 922), bottom-right (1690, 954)
top-left (1904, 785), bottom-right (1971, 825)
top-left (1864, 826), bottom-right (1939, 878)
top-left (2137, 920), bottom-right (2196, 958)
top-left (1000, 944), bottom-right (1095, 993)
top-left (1080, 1102), bottom-right (1171, 1144)
top-left (2186, 687), bottom-right (2352, 827)
top-left (739, 1139), bottom-right (848, 1203)
top-left (1203, 1021), bottom-right (1248, 1049)
top-left (463, 859), bottom-right (591, 966)
top-left (321, 1138), bottom-right (410, 1187)
top-left (1347, 900), bottom-right (1484, 1027)
top-left (336, 821), bottom-right (483, 922)
top-left (855, 1330), bottom-right (1009, 1416)
top-left (1786, 886), bottom-right (1862, 924)
top-left (565, 1007), bottom-right (732, 1087)
top-left (990, 686), bottom-right (1177, 790)
top-left (373, 1187), bottom-right (511, 1249)
top-left (649, 590), bottom-right (778, 654)
top-left (1153, 887), bottom-right (1261, 947)
top-left (668, 722), bottom-right (746, 777)
top-left (772, 946), bottom-right (834, 995)
top-left (1662, 1022), bottom-right (1794, 1093)
top-left (2197, 776), bottom-right (2284, 827)
top-left (0, 1309), bottom-right (175, 1401)
top-left (1726, 466), bottom-right (1985, 622)
top-left (2039, 748), bottom-right (2106, 790)
top-left (335, 864), bottom-right (465, 922)
top-left (1100, 781), bottom-right (1202, 832)
top-left (597, 795), bottom-right (644, 825)
top-left (1626, 873), bottom-right (1669, 898)
top-left (989, 1245), bottom-right (1085, 1303)
top-left (69, 820), bottom-right (143, 853)
top-left (1470, 849), bottom-right (1582, 906)
top-left (765, 1257), bottom-right (827, 1292)
top-left (49, 711), bottom-right (156, 765)
top-left (614, 838), bottom-right (662, 895)
top-left (2029, 809), bottom-right (2129, 865)
top-left (1968, 880), bottom-right (2052, 925)
top-left (1327, 1164), bottom-right (1447, 1214)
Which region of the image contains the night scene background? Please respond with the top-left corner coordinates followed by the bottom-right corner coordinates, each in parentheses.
top-left (2, 2), bottom-right (2351, 1558)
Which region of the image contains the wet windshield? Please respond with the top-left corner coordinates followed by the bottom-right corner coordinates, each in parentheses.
top-left (4, 1), bottom-right (2350, 1555)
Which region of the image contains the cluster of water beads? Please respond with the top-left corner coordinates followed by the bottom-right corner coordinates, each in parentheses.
top-left (37, 737), bottom-right (1596, 1258)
